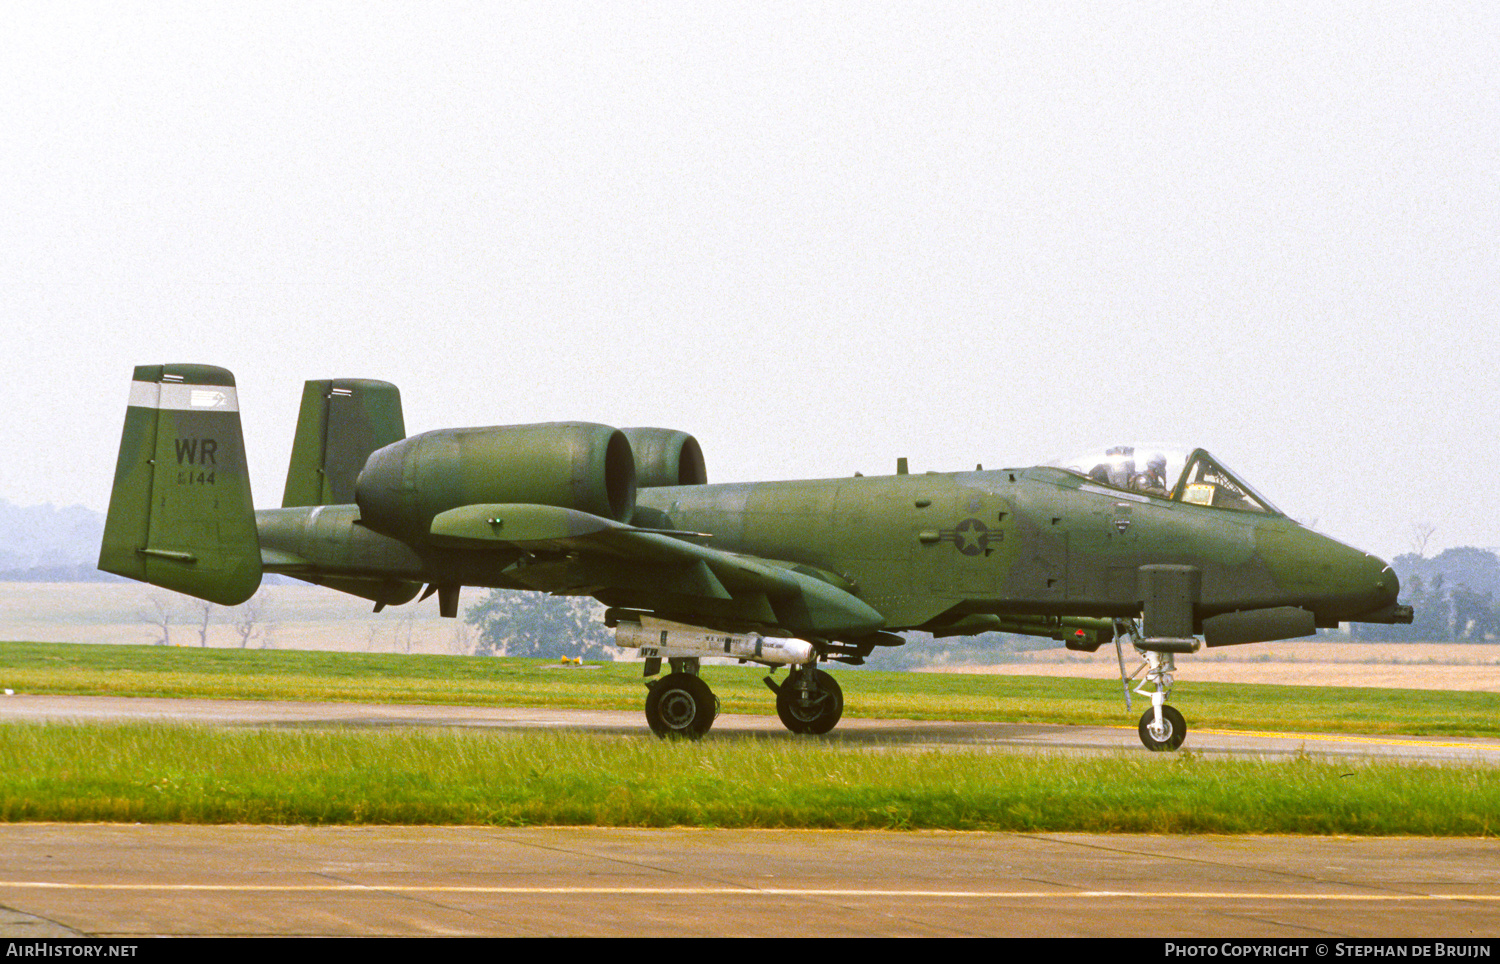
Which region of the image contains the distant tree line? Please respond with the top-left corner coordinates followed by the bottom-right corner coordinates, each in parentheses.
top-left (1357, 546), bottom-right (1500, 642)
top-left (0, 500), bottom-right (104, 572)
top-left (464, 590), bottom-right (614, 659)
top-left (138, 591), bottom-right (276, 648)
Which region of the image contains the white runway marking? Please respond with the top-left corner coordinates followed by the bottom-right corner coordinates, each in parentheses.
top-left (3, 882), bottom-right (1498, 901)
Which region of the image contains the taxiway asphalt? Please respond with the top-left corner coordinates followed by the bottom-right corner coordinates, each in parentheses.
top-left (2, 826), bottom-right (1498, 938)
top-left (2, 694), bottom-right (1497, 938)
top-left (3, 692), bottom-right (1500, 765)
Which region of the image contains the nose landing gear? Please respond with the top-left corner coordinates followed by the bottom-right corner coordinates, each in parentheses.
top-left (1113, 618), bottom-right (1191, 752)
top-left (1138, 703), bottom-right (1186, 752)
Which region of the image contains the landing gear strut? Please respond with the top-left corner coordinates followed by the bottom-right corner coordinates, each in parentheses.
top-left (1113, 618), bottom-right (1190, 752)
top-left (634, 642), bottom-right (848, 738)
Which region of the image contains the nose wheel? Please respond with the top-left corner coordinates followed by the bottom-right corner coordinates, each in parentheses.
top-left (1138, 704), bottom-right (1186, 752)
top-left (1114, 618), bottom-right (1192, 752)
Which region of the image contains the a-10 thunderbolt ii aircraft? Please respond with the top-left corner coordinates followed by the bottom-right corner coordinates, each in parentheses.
top-left (100, 365), bottom-right (1413, 750)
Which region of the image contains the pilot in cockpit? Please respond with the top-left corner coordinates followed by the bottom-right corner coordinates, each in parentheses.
top-left (1132, 453), bottom-right (1169, 496)
top-left (1090, 446), bottom-right (1137, 489)
top-left (1090, 447), bottom-right (1170, 497)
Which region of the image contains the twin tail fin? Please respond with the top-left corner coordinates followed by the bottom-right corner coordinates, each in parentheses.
top-left (98, 364), bottom-right (261, 605)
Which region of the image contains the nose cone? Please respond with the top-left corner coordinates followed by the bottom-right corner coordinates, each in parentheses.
top-left (1260, 524), bottom-right (1400, 622)
top-left (1372, 556), bottom-right (1400, 609)
top-left (1312, 534), bottom-right (1401, 621)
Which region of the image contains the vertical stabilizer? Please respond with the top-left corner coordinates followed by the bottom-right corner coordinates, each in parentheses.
top-left (282, 379), bottom-right (405, 507)
top-left (98, 364), bottom-right (262, 605)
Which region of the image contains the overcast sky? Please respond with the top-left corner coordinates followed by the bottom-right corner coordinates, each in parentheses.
top-left (1, 2), bottom-right (1495, 562)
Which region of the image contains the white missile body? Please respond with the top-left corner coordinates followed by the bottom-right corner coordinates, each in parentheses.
top-left (615, 618), bottom-right (814, 666)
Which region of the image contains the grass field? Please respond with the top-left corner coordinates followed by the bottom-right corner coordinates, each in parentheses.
top-left (0, 725), bottom-right (1494, 839)
top-left (2, 723), bottom-right (1498, 834)
top-left (4, 640), bottom-right (1500, 737)
top-left (4, 640), bottom-right (1498, 834)
top-left (0, 581), bottom-right (471, 654)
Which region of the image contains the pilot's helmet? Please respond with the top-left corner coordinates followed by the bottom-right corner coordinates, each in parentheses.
top-left (1107, 457), bottom-right (1135, 488)
top-left (1148, 454), bottom-right (1167, 476)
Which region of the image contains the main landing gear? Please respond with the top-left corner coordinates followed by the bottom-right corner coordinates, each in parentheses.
top-left (644, 660), bottom-right (718, 738)
top-left (769, 667), bottom-right (843, 734)
top-left (641, 657), bottom-right (844, 738)
top-left (1113, 618), bottom-right (1190, 752)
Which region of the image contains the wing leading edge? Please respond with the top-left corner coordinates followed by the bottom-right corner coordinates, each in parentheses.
top-left (428, 503), bottom-right (884, 638)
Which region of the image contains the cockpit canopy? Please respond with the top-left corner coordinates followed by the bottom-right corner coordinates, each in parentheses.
top-left (1050, 445), bottom-right (1282, 515)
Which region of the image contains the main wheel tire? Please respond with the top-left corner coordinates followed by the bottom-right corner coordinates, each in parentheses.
top-left (645, 673), bottom-right (717, 739)
top-left (776, 668), bottom-right (844, 735)
top-left (1138, 704), bottom-right (1187, 751)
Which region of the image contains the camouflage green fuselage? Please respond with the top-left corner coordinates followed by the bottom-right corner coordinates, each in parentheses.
top-left (632, 468), bottom-right (1394, 635)
top-left (254, 465), bottom-right (1395, 640)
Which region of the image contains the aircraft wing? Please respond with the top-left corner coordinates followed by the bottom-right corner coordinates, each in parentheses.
top-left (428, 503), bottom-right (884, 637)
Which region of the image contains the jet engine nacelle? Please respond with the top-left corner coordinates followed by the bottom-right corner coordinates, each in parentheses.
top-left (355, 422), bottom-right (638, 540)
top-left (620, 428), bottom-right (707, 488)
